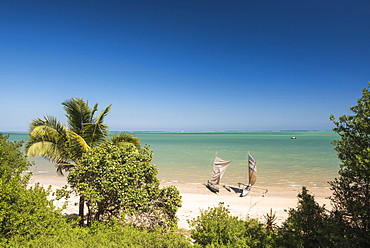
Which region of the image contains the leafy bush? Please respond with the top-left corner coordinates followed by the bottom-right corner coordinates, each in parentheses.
top-left (329, 84), bottom-right (370, 246)
top-left (0, 133), bottom-right (191, 247)
top-left (83, 222), bottom-right (193, 248)
top-left (188, 202), bottom-right (273, 247)
top-left (276, 187), bottom-right (334, 248)
top-left (0, 181), bottom-right (69, 242)
top-left (6, 222), bottom-right (193, 248)
top-left (64, 142), bottom-right (182, 230)
top-left (0, 133), bottom-right (30, 180)
top-left (0, 133), bottom-right (72, 245)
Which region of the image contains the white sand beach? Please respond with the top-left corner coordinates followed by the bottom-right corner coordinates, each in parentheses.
top-left (30, 175), bottom-right (332, 230)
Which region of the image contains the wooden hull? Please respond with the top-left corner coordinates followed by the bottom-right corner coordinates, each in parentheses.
top-left (206, 183), bottom-right (220, 193)
top-left (240, 185), bottom-right (252, 197)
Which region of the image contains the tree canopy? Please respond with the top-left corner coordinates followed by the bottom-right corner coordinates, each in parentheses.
top-left (25, 98), bottom-right (113, 174)
top-left (276, 187), bottom-right (331, 247)
top-left (329, 83), bottom-right (370, 246)
top-left (64, 142), bottom-right (182, 230)
top-left (25, 97), bottom-right (141, 223)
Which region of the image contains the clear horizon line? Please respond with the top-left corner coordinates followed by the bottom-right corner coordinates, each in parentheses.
top-left (2, 129), bottom-right (334, 133)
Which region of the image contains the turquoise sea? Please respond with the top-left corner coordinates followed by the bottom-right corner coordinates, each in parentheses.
top-left (6, 131), bottom-right (340, 189)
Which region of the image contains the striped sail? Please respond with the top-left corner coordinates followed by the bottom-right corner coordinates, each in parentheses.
top-left (248, 154), bottom-right (257, 186)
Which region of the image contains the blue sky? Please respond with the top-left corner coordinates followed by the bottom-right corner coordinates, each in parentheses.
top-left (1, 0), bottom-right (369, 131)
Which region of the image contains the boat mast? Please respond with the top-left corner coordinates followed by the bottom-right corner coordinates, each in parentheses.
top-left (247, 151), bottom-right (250, 185)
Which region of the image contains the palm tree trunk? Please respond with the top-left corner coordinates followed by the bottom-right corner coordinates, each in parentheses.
top-left (79, 195), bottom-right (85, 226)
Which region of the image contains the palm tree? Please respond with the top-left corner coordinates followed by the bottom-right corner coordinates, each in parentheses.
top-left (26, 98), bottom-right (111, 173)
top-left (26, 97), bottom-right (140, 224)
top-left (26, 115), bottom-right (80, 174)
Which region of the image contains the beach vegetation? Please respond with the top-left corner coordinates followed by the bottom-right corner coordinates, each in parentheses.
top-left (275, 187), bottom-right (333, 247)
top-left (25, 97), bottom-right (141, 224)
top-left (263, 208), bottom-right (278, 233)
top-left (329, 83), bottom-right (370, 246)
top-left (61, 142), bottom-right (182, 230)
top-left (0, 133), bottom-right (71, 245)
top-left (25, 98), bottom-right (113, 174)
top-left (110, 132), bottom-right (141, 149)
top-left (0, 133), bottom-right (30, 179)
top-left (15, 88), bottom-right (370, 246)
top-left (0, 133), bottom-right (192, 247)
top-left (188, 202), bottom-right (273, 247)
top-left (5, 222), bottom-right (194, 248)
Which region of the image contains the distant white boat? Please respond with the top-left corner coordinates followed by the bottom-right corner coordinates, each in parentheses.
top-left (291, 136), bottom-right (297, 139)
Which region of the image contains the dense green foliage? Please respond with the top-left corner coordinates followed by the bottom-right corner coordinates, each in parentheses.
top-left (188, 202), bottom-right (273, 247)
top-left (0, 133), bottom-right (30, 180)
top-left (0, 133), bottom-right (191, 247)
top-left (0, 133), bottom-right (70, 245)
top-left (329, 83), bottom-right (370, 246)
top-left (0, 181), bottom-right (71, 245)
top-left (25, 97), bottom-right (113, 174)
top-left (64, 142), bottom-right (182, 230)
top-left (5, 222), bottom-right (193, 248)
top-left (25, 97), bottom-right (141, 224)
top-left (276, 187), bottom-right (333, 247)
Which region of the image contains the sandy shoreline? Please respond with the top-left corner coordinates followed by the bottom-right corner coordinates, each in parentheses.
top-left (30, 175), bottom-right (333, 230)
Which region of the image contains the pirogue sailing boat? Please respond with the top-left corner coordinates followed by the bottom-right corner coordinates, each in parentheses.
top-left (206, 153), bottom-right (258, 197)
top-left (206, 156), bottom-right (232, 194)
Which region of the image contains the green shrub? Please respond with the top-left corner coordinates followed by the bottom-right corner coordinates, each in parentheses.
top-left (188, 202), bottom-right (272, 247)
top-left (6, 222), bottom-right (193, 248)
top-left (0, 133), bottom-right (191, 247)
top-left (64, 143), bottom-right (182, 230)
top-left (0, 133), bottom-right (72, 246)
top-left (276, 187), bottom-right (333, 248)
top-left (329, 84), bottom-right (370, 247)
top-left (0, 133), bottom-right (30, 180)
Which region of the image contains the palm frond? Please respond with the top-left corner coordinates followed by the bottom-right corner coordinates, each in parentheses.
top-left (26, 98), bottom-right (113, 175)
top-left (27, 141), bottom-right (73, 175)
top-left (26, 141), bottom-right (69, 163)
top-left (82, 123), bottom-right (109, 146)
top-left (27, 116), bottom-right (70, 154)
top-left (29, 116), bottom-right (67, 135)
top-left (62, 97), bottom-right (92, 133)
top-left (55, 162), bottom-right (75, 175)
top-left (27, 140), bottom-right (75, 175)
top-left (81, 104), bottom-right (111, 146)
top-left (69, 131), bottom-right (91, 153)
top-left (95, 104), bottom-right (112, 125)
top-left (61, 98), bottom-right (111, 147)
top-left (111, 133), bottom-right (141, 149)
top-left (29, 125), bottom-right (59, 140)
top-left (91, 103), bottom-right (99, 120)
top-left (43, 115), bottom-right (69, 135)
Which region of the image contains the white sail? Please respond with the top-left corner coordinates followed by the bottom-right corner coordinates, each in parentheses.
top-left (209, 156), bottom-right (231, 185)
top-left (206, 153), bottom-right (261, 197)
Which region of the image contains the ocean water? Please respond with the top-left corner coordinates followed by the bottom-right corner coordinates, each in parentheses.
top-left (6, 131), bottom-right (340, 189)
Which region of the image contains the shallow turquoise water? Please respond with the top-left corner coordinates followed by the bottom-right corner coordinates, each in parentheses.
top-left (6, 131), bottom-right (340, 188)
